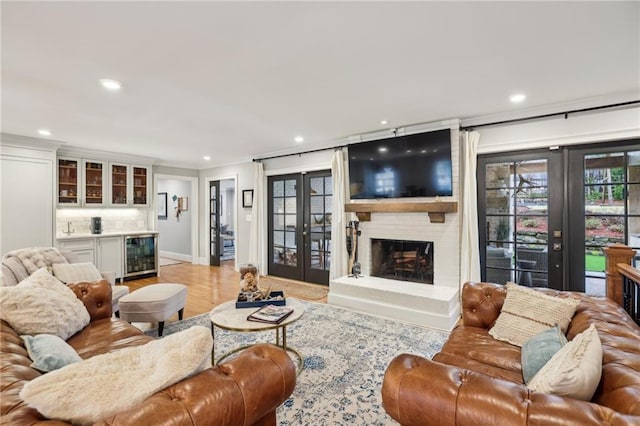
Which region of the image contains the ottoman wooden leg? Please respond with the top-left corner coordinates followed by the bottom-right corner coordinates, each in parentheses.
top-left (178, 308), bottom-right (184, 321)
top-left (158, 321), bottom-right (165, 336)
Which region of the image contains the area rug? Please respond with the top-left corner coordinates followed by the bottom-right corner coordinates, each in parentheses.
top-left (147, 301), bottom-right (448, 425)
top-left (259, 276), bottom-right (329, 301)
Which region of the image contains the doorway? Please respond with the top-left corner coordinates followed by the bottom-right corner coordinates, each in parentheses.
top-left (267, 170), bottom-right (332, 285)
top-left (478, 139), bottom-right (640, 294)
top-left (209, 178), bottom-right (236, 267)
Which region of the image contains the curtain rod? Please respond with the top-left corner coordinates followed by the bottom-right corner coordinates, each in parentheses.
top-left (253, 99), bottom-right (640, 162)
top-left (460, 100), bottom-right (640, 131)
top-left (253, 144), bottom-right (348, 162)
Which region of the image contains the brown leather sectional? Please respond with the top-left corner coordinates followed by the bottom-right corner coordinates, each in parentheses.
top-left (382, 281), bottom-right (640, 426)
top-left (1, 280), bottom-right (296, 425)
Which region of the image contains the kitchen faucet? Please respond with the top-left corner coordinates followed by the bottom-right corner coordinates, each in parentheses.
top-left (64, 221), bottom-right (74, 235)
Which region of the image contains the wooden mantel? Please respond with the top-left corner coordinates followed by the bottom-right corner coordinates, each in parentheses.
top-left (344, 201), bottom-right (458, 223)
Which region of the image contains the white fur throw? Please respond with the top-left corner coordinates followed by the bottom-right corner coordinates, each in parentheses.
top-left (20, 326), bottom-right (213, 425)
top-left (0, 268), bottom-right (89, 340)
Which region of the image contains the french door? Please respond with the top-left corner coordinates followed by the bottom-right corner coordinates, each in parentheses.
top-left (478, 149), bottom-right (564, 290)
top-left (479, 139), bottom-right (640, 293)
top-left (209, 180), bottom-right (221, 266)
top-left (267, 171), bottom-right (332, 285)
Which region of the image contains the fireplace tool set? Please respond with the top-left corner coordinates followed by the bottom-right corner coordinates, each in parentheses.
top-left (346, 220), bottom-right (361, 278)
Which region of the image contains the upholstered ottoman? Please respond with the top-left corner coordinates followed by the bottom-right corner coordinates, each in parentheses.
top-left (119, 283), bottom-right (187, 336)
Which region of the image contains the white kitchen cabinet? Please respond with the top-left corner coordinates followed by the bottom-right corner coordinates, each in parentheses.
top-left (57, 238), bottom-right (96, 264)
top-left (57, 157), bottom-right (108, 207)
top-left (96, 236), bottom-right (123, 279)
top-left (108, 163), bottom-right (151, 207)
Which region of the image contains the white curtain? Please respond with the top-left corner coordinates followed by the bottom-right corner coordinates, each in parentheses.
top-left (460, 131), bottom-right (481, 284)
top-left (249, 161), bottom-right (265, 273)
top-left (330, 149), bottom-right (348, 279)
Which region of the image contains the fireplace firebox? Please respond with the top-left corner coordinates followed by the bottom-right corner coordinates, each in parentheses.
top-left (370, 239), bottom-right (434, 284)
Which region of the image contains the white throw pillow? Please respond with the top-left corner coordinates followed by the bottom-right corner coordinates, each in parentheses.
top-left (20, 326), bottom-right (213, 425)
top-left (528, 324), bottom-right (603, 401)
top-left (488, 283), bottom-right (580, 347)
top-left (52, 262), bottom-right (102, 284)
top-left (0, 269), bottom-right (90, 340)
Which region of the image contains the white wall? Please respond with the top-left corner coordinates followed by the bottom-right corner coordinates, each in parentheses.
top-left (157, 179), bottom-right (192, 257)
top-left (474, 106), bottom-right (640, 153)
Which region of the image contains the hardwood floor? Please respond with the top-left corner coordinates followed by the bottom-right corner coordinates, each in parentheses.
top-left (124, 260), bottom-right (326, 320)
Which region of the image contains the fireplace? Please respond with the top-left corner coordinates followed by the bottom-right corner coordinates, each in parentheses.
top-left (370, 239), bottom-right (434, 284)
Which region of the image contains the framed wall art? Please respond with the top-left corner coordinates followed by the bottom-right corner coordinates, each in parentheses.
top-left (242, 189), bottom-right (254, 208)
top-left (157, 192), bottom-right (168, 219)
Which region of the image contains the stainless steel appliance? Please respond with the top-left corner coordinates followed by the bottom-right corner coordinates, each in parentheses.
top-left (90, 217), bottom-right (102, 234)
top-left (124, 234), bottom-right (158, 279)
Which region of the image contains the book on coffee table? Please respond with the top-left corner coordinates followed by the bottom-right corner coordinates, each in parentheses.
top-left (247, 304), bottom-right (294, 324)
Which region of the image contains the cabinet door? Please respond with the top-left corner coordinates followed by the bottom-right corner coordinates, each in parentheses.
top-left (58, 158), bottom-right (81, 206)
top-left (97, 236), bottom-right (123, 279)
top-left (82, 159), bottom-right (107, 206)
top-left (131, 165), bottom-right (151, 207)
top-left (109, 162), bottom-right (130, 206)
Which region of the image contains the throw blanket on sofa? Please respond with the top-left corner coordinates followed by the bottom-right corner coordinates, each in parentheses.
top-left (2, 247), bottom-right (68, 284)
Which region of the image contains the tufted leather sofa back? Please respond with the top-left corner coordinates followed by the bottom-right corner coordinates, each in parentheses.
top-left (461, 281), bottom-right (640, 416)
top-left (68, 280), bottom-right (113, 321)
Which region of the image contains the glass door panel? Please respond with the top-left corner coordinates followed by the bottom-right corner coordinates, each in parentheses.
top-left (210, 180), bottom-right (220, 266)
top-left (304, 173), bottom-right (332, 284)
top-left (270, 176), bottom-right (301, 277)
top-left (479, 151), bottom-right (563, 290)
top-left (83, 160), bottom-right (105, 205)
top-left (58, 158), bottom-right (79, 205)
top-left (111, 164), bottom-right (129, 205)
top-left (133, 166), bottom-right (148, 205)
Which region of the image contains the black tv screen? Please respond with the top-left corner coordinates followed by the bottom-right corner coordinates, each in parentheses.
top-left (348, 129), bottom-right (453, 199)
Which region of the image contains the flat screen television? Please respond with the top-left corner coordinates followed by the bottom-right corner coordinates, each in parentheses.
top-left (348, 128), bottom-right (452, 199)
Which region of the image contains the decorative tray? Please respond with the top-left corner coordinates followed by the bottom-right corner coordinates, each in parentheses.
top-left (235, 291), bottom-right (286, 309)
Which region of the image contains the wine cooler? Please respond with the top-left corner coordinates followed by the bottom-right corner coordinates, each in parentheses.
top-left (124, 234), bottom-right (158, 279)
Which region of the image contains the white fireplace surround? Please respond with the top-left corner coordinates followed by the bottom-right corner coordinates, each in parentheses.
top-left (328, 210), bottom-right (461, 331)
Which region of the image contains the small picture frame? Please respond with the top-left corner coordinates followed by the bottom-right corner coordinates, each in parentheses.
top-left (243, 189), bottom-right (254, 208)
top-left (178, 196), bottom-right (189, 211)
top-left (157, 192), bottom-right (168, 219)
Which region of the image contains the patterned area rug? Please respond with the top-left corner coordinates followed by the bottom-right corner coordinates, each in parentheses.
top-left (147, 301), bottom-right (448, 425)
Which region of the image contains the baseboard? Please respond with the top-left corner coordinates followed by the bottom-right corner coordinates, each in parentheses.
top-left (159, 251), bottom-right (191, 262)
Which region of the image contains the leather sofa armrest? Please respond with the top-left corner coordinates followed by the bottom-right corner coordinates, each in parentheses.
top-left (68, 280), bottom-right (113, 321)
top-left (382, 354), bottom-right (634, 426)
top-left (95, 343), bottom-right (296, 425)
top-left (461, 281), bottom-right (507, 328)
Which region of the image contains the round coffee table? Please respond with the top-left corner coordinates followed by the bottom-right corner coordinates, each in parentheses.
top-left (209, 298), bottom-right (305, 374)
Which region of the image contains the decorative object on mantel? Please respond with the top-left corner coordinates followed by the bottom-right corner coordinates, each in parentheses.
top-left (242, 189), bottom-right (254, 208)
top-left (157, 192), bottom-right (168, 219)
top-left (346, 221), bottom-right (361, 278)
top-left (344, 201), bottom-right (458, 223)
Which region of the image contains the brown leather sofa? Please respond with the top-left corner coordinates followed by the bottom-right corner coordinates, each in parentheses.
top-left (382, 282), bottom-right (640, 426)
top-left (1, 280), bottom-right (296, 425)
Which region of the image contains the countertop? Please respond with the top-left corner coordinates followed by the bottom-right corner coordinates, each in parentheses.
top-left (56, 230), bottom-right (158, 240)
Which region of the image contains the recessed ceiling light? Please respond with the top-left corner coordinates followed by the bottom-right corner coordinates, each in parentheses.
top-left (203, 155), bottom-right (211, 161)
top-left (38, 129), bottom-right (51, 136)
top-left (378, 147), bottom-right (388, 153)
top-left (380, 120), bottom-right (388, 125)
top-left (294, 136), bottom-right (304, 143)
top-left (100, 78), bottom-right (122, 91)
top-left (509, 93), bottom-right (526, 103)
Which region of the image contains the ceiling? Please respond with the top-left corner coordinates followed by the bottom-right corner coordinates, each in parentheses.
top-left (2, 1), bottom-right (639, 169)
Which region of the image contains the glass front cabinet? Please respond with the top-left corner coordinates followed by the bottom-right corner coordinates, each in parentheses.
top-left (58, 158), bottom-right (107, 206)
top-left (109, 163), bottom-right (150, 207)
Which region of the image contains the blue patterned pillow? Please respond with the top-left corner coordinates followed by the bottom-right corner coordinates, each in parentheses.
top-left (22, 334), bottom-right (82, 373)
top-left (521, 325), bottom-right (567, 384)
